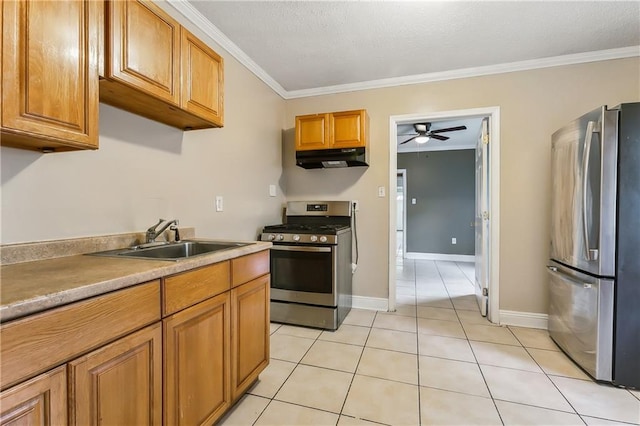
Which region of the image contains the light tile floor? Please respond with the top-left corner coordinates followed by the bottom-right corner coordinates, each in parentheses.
top-left (219, 259), bottom-right (640, 426)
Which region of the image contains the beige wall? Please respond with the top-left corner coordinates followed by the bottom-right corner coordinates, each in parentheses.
top-left (1, 19), bottom-right (286, 244)
top-left (284, 58), bottom-right (640, 314)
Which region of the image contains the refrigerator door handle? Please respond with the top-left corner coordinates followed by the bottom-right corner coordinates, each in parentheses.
top-left (582, 121), bottom-right (599, 261)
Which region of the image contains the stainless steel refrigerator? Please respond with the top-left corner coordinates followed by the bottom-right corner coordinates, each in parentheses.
top-left (548, 102), bottom-right (639, 388)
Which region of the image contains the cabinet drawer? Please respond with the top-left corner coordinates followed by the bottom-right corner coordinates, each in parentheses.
top-left (0, 281), bottom-right (160, 390)
top-left (231, 250), bottom-right (270, 287)
top-left (163, 261), bottom-right (230, 316)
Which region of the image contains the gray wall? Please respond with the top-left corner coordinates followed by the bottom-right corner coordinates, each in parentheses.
top-left (398, 150), bottom-right (475, 255)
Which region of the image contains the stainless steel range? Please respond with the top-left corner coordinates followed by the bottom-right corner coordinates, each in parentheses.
top-left (261, 201), bottom-right (353, 330)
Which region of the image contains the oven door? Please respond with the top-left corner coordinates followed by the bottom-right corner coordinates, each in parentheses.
top-left (270, 244), bottom-right (337, 307)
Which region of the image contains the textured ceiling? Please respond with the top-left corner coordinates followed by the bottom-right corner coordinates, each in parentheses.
top-left (187, 1), bottom-right (640, 94)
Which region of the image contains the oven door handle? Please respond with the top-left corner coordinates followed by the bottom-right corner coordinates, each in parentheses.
top-left (271, 245), bottom-right (332, 253)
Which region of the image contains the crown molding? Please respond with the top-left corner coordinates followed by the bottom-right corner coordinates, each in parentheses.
top-left (159, 2), bottom-right (639, 101)
top-left (165, 0), bottom-right (288, 98)
top-left (285, 46), bottom-right (640, 99)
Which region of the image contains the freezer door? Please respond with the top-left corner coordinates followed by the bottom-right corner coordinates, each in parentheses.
top-left (547, 262), bottom-right (613, 381)
top-left (550, 106), bottom-right (617, 277)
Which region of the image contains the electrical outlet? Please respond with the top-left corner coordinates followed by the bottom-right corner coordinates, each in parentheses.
top-left (215, 196), bottom-right (223, 212)
top-left (352, 200), bottom-right (359, 212)
top-left (451, 237), bottom-right (457, 244)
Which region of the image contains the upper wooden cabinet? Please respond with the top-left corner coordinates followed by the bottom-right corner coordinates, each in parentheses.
top-left (104, 0), bottom-right (180, 104)
top-left (100, 0), bottom-right (224, 129)
top-left (1, 0), bottom-right (99, 152)
top-left (295, 114), bottom-right (330, 150)
top-left (295, 109), bottom-right (368, 151)
top-left (331, 110), bottom-right (368, 149)
top-left (181, 28), bottom-right (224, 125)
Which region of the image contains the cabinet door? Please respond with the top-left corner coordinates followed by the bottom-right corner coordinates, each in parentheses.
top-left (231, 275), bottom-right (270, 400)
top-left (1, 0), bottom-right (99, 151)
top-left (296, 114), bottom-right (330, 150)
top-left (181, 28), bottom-right (224, 127)
top-left (164, 293), bottom-right (231, 426)
top-left (0, 366), bottom-right (67, 426)
top-left (331, 110), bottom-right (367, 148)
top-left (107, 0), bottom-right (180, 104)
top-left (68, 323), bottom-right (162, 426)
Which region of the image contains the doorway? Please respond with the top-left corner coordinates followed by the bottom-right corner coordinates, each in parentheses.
top-left (388, 107), bottom-right (501, 323)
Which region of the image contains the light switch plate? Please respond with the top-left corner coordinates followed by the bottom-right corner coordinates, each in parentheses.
top-left (215, 196), bottom-right (223, 212)
top-left (412, 198), bottom-right (417, 205)
top-left (378, 186), bottom-right (386, 197)
top-left (269, 184), bottom-right (277, 197)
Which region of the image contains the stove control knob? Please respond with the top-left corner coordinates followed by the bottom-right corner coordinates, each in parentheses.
top-left (292, 235), bottom-right (300, 242)
top-left (268, 234), bottom-right (276, 241)
top-left (276, 234), bottom-right (284, 241)
top-left (319, 236), bottom-right (328, 243)
top-left (310, 235), bottom-right (318, 242)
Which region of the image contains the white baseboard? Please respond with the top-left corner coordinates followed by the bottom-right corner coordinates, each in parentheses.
top-left (500, 310), bottom-right (548, 329)
top-left (352, 296), bottom-right (388, 311)
top-left (405, 252), bottom-right (475, 262)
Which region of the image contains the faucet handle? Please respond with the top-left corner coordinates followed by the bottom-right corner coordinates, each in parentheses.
top-left (147, 218), bottom-right (165, 232)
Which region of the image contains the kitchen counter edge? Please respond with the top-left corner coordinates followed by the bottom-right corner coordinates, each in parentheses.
top-left (0, 241), bottom-right (272, 323)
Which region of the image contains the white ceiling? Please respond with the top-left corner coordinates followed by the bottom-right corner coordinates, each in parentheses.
top-left (170, 0), bottom-right (640, 98)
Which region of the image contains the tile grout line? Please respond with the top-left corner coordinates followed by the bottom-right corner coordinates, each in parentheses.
top-left (411, 260), bottom-right (424, 425)
top-left (335, 311), bottom-right (379, 424)
top-left (436, 259), bottom-right (507, 425)
top-left (252, 325), bottom-right (324, 425)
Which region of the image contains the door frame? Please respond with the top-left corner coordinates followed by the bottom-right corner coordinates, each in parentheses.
top-left (388, 107), bottom-right (501, 324)
top-left (397, 169), bottom-right (408, 258)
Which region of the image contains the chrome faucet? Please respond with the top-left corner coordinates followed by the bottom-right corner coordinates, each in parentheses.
top-left (146, 218), bottom-right (179, 243)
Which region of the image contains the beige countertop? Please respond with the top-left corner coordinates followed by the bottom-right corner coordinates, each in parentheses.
top-left (1, 241), bottom-right (271, 322)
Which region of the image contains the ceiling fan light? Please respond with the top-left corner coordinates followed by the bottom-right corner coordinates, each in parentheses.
top-left (415, 135), bottom-right (429, 144)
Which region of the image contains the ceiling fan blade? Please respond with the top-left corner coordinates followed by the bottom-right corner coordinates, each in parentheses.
top-left (400, 136), bottom-right (417, 145)
top-left (430, 125), bottom-right (467, 134)
top-left (397, 133), bottom-right (418, 137)
top-left (430, 134), bottom-right (449, 141)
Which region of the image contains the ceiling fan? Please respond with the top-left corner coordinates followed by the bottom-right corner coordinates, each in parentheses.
top-left (399, 123), bottom-right (467, 145)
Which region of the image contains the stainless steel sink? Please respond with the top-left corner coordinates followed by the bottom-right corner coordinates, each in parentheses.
top-left (90, 240), bottom-right (251, 261)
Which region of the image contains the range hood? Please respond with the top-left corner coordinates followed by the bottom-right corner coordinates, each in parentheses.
top-left (296, 147), bottom-right (369, 169)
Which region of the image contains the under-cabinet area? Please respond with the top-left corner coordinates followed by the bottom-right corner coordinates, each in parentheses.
top-left (0, 247), bottom-right (270, 426)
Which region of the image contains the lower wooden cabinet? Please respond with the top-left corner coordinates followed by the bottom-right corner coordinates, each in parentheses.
top-left (0, 252), bottom-right (270, 425)
top-left (164, 292), bottom-right (231, 426)
top-left (231, 275), bottom-right (270, 400)
top-left (68, 323), bottom-right (162, 426)
top-left (0, 365), bottom-right (67, 426)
